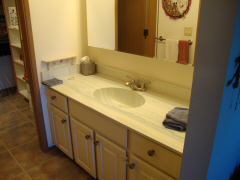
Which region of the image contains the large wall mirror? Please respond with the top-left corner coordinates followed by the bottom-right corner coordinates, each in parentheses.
top-left (86, 0), bottom-right (200, 65)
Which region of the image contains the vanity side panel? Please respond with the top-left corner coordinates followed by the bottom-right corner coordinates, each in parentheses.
top-left (68, 99), bottom-right (128, 149)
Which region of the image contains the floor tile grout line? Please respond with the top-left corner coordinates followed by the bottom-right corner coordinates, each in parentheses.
top-left (25, 152), bottom-right (64, 173)
top-left (0, 150), bottom-right (8, 155)
top-left (0, 139), bottom-right (33, 180)
top-left (17, 109), bottom-right (36, 126)
top-left (5, 99), bottom-right (36, 126)
top-left (0, 109), bottom-right (18, 117)
top-left (8, 138), bottom-right (39, 151)
top-left (0, 101), bottom-right (19, 117)
top-left (1, 95), bottom-right (36, 180)
top-left (0, 121), bottom-right (31, 133)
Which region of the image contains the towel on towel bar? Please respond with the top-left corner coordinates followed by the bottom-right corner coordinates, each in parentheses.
top-left (162, 107), bottom-right (189, 131)
top-left (164, 39), bottom-right (179, 62)
top-left (177, 40), bottom-right (189, 65)
top-left (42, 78), bottom-right (63, 87)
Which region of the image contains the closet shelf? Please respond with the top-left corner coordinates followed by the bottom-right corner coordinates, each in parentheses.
top-left (11, 43), bottom-right (21, 49)
top-left (3, 0), bottom-right (30, 103)
top-left (14, 60), bottom-right (24, 66)
top-left (8, 27), bottom-right (19, 31)
top-left (16, 75), bottom-right (26, 82)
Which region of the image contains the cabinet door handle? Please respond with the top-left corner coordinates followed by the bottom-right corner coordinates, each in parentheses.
top-left (93, 141), bottom-right (99, 146)
top-left (85, 135), bottom-right (91, 140)
top-left (147, 150), bottom-right (155, 156)
top-left (51, 96), bottom-right (56, 100)
top-left (61, 120), bottom-right (66, 124)
top-left (129, 163), bottom-right (135, 169)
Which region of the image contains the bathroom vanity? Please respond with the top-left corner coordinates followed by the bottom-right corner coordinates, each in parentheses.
top-left (45, 73), bottom-right (188, 180)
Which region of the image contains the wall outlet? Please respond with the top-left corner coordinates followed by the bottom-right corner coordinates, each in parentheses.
top-left (184, 27), bottom-right (193, 36)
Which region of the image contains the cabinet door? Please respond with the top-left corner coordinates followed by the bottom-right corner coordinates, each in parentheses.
top-left (47, 103), bottom-right (73, 159)
top-left (71, 117), bottom-right (96, 178)
top-left (95, 133), bottom-right (127, 180)
top-left (128, 154), bottom-right (174, 180)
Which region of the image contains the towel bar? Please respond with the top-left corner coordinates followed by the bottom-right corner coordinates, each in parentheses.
top-left (155, 36), bottom-right (193, 45)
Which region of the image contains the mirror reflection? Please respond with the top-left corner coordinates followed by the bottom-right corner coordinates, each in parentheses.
top-left (117, 0), bottom-right (157, 58)
top-left (86, 0), bottom-right (200, 65)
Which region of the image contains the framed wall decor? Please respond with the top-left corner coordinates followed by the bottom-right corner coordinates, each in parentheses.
top-left (162, 0), bottom-right (191, 19)
top-left (8, 7), bottom-right (18, 28)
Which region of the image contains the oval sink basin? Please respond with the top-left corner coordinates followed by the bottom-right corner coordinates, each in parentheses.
top-left (93, 88), bottom-right (145, 108)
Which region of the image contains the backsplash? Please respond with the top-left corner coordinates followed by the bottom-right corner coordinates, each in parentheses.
top-left (40, 63), bottom-right (191, 103)
top-left (41, 64), bottom-right (80, 81)
top-left (96, 63), bottom-right (191, 103)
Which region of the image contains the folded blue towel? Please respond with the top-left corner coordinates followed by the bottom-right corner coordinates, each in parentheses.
top-left (162, 107), bottom-right (189, 132)
top-left (42, 78), bottom-right (63, 87)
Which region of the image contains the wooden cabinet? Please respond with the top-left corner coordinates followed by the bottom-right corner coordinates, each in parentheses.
top-left (128, 154), bottom-right (174, 180)
top-left (47, 103), bottom-right (73, 159)
top-left (46, 88), bottom-right (182, 180)
top-left (95, 133), bottom-right (127, 180)
top-left (70, 117), bottom-right (96, 178)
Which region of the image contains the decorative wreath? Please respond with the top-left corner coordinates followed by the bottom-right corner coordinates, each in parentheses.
top-left (162, 0), bottom-right (191, 19)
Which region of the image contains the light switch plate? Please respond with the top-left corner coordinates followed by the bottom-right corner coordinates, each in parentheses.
top-left (184, 27), bottom-right (193, 36)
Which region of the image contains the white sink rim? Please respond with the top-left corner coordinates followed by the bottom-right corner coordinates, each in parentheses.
top-left (93, 87), bottom-right (145, 108)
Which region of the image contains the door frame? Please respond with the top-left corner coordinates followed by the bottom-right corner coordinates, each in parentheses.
top-left (16, 0), bottom-right (49, 152)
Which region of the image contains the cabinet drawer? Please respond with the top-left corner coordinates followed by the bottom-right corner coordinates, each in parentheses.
top-left (129, 131), bottom-right (181, 179)
top-left (69, 99), bottom-right (128, 149)
top-left (46, 87), bottom-right (68, 113)
top-left (128, 154), bottom-right (174, 180)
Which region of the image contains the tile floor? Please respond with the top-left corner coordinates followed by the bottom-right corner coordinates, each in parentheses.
top-left (0, 93), bottom-right (95, 180)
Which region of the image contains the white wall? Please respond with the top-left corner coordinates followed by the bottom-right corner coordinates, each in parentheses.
top-left (156, 0), bottom-right (200, 65)
top-left (28, 0), bottom-right (88, 147)
top-left (86, 0), bottom-right (115, 50)
top-left (0, 55), bottom-right (15, 90)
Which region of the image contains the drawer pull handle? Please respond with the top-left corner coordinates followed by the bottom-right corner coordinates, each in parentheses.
top-left (61, 120), bottom-right (66, 124)
top-left (129, 163), bottom-right (135, 169)
top-left (94, 141), bottom-right (99, 146)
top-left (85, 135), bottom-right (91, 140)
top-left (148, 150), bottom-right (155, 156)
top-left (51, 96), bottom-right (56, 100)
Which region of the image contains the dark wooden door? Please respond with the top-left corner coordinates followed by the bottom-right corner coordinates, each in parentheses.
top-left (117, 0), bottom-right (157, 57)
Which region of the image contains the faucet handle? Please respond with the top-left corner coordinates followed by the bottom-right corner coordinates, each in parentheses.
top-left (141, 81), bottom-right (151, 89)
top-left (126, 75), bottom-right (135, 83)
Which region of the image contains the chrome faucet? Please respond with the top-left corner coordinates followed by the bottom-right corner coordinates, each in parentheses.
top-left (125, 75), bottom-right (151, 91)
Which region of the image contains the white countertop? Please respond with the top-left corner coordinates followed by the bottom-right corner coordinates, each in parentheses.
top-left (50, 73), bottom-right (189, 155)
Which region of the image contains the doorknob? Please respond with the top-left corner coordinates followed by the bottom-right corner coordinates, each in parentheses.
top-left (61, 120), bottom-right (66, 124)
